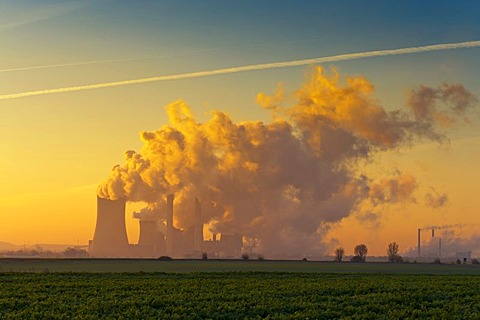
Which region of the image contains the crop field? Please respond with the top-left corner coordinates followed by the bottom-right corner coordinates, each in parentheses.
top-left (1, 272), bottom-right (479, 319)
top-left (1, 260), bottom-right (479, 318)
top-left (2, 258), bottom-right (480, 274)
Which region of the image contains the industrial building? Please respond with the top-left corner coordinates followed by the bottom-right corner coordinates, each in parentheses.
top-left (89, 194), bottom-right (243, 258)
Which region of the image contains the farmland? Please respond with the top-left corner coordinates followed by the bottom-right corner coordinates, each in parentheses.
top-left (1, 258), bottom-right (480, 274)
top-left (1, 271), bottom-right (479, 319)
top-left (1, 260), bottom-right (479, 318)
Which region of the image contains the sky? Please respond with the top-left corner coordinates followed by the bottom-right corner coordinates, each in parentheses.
top-left (0, 0), bottom-right (479, 257)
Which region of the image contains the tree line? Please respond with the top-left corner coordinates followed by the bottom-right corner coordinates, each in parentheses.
top-left (334, 242), bottom-right (403, 263)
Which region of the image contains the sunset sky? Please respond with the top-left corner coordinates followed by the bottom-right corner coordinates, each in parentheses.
top-left (1, 1), bottom-right (479, 257)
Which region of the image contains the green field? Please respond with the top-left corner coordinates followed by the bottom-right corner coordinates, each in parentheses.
top-left (1, 272), bottom-right (479, 319)
top-left (1, 258), bottom-right (480, 274)
top-left (1, 260), bottom-right (479, 318)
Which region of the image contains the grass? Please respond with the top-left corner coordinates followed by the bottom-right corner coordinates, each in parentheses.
top-left (1, 258), bottom-right (480, 274)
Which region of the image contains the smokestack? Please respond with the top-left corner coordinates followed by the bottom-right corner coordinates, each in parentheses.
top-left (193, 197), bottom-right (203, 252)
top-left (213, 233), bottom-right (217, 242)
top-left (432, 228), bottom-right (435, 238)
top-left (417, 228), bottom-right (421, 257)
top-left (166, 194), bottom-right (175, 256)
top-left (91, 196), bottom-right (130, 257)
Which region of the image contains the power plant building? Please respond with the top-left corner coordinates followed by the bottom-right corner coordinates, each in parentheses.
top-left (90, 197), bottom-right (130, 257)
top-left (89, 194), bottom-right (243, 258)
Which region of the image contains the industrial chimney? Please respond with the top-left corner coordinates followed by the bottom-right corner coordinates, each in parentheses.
top-left (166, 194), bottom-right (175, 256)
top-left (193, 197), bottom-right (203, 252)
top-left (90, 196), bottom-right (130, 257)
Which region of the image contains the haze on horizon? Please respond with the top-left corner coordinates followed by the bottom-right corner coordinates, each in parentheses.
top-left (1, 0), bottom-right (479, 257)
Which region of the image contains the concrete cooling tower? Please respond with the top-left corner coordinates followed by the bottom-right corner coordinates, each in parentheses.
top-left (90, 196), bottom-right (130, 257)
top-left (138, 220), bottom-right (157, 246)
top-left (89, 193), bottom-right (242, 258)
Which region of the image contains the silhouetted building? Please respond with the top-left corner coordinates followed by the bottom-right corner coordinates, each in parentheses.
top-left (90, 194), bottom-right (243, 258)
top-left (90, 197), bottom-right (130, 257)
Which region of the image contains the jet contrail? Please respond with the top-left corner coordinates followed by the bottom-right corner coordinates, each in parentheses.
top-left (0, 39), bottom-right (326, 73)
top-left (1, 40), bottom-right (479, 100)
top-left (0, 56), bottom-right (157, 73)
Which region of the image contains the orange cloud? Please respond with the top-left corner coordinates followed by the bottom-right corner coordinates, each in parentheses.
top-left (97, 66), bottom-right (476, 257)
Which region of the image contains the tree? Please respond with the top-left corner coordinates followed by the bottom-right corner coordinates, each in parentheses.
top-left (334, 247), bottom-right (345, 262)
top-left (387, 242), bottom-right (403, 263)
top-left (63, 247), bottom-right (88, 258)
top-left (351, 244), bottom-right (368, 262)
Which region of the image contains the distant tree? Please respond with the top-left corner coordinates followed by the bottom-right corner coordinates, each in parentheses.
top-left (63, 247), bottom-right (88, 258)
top-left (242, 253), bottom-right (249, 260)
top-left (351, 244), bottom-right (368, 262)
top-left (334, 247), bottom-right (345, 262)
top-left (472, 258), bottom-right (479, 265)
top-left (387, 242), bottom-right (403, 263)
top-left (201, 252), bottom-right (208, 260)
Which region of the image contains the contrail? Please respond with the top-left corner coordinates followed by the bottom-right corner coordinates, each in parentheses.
top-left (1, 40), bottom-right (479, 100)
top-left (0, 56), bottom-right (157, 73)
top-left (0, 38), bottom-right (325, 73)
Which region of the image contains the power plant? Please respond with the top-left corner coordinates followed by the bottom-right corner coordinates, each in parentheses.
top-left (417, 226), bottom-right (473, 262)
top-left (418, 227), bottom-right (439, 258)
top-left (89, 194), bottom-right (243, 258)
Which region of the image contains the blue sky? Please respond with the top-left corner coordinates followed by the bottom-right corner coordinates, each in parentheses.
top-left (0, 1), bottom-right (479, 249)
top-left (1, 0), bottom-right (479, 192)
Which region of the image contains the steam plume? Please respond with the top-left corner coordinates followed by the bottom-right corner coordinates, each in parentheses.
top-left (425, 188), bottom-right (449, 208)
top-left (97, 66), bottom-right (476, 257)
top-left (421, 224), bottom-right (467, 231)
top-left (1, 40), bottom-right (479, 100)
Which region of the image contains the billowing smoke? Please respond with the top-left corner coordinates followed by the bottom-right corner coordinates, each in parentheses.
top-left (97, 66), bottom-right (476, 257)
top-left (132, 203), bottom-right (163, 221)
top-left (421, 223), bottom-right (469, 231)
top-left (407, 83), bottom-right (477, 126)
top-left (425, 188), bottom-right (449, 208)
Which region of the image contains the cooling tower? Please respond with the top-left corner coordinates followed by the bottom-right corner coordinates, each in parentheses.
top-left (138, 220), bottom-right (157, 246)
top-left (166, 194), bottom-right (175, 256)
top-left (90, 196), bottom-right (130, 257)
top-left (193, 197), bottom-right (203, 252)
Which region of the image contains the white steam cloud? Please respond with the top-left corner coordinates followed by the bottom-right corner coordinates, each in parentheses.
top-left (0, 40), bottom-right (479, 100)
top-left (97, 66), bottom-right (477, 257)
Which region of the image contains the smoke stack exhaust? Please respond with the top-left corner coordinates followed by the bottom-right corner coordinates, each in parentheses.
top-left (418, 228), bottom-right (421, 257)
top-left (166, 194), bottom-right (175, 256)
